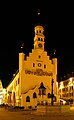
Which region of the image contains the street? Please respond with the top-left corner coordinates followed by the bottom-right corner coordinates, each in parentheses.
top-left (0, 107), bottom-right (74, 120)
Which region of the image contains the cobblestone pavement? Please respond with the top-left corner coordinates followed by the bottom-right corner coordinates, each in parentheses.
top-left (0, 108), bottom-right (74, 120)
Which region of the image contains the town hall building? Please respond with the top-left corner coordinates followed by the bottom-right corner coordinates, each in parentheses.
top-left (6, 25), bottom-right (59, 109)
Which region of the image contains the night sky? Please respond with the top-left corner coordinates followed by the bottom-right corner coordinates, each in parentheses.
top-left (0, 2), bottom-right (74, 88)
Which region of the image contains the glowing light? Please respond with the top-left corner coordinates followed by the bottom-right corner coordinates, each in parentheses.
top-left (60, 99), bottom-right (66, 105)
top-left (0, 95), bottom-right (3, 99)
top-left (56, 82), bottom-right (58, 87)
top-left (3, 89), bottom-right (6, 94)
top-left (60, 81), bottom-right (64, 89)
top-left (69, 77), bottom-right (73, 86)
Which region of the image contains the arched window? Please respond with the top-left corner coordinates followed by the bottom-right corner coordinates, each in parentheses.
top-left (38, 38), bottom-right (40, 41)
top-left (26, 96), bottom-right (30, 102)
top-left (33, 92), bottom-right (37, 98)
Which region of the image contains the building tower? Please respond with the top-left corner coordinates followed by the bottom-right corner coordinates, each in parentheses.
top-left (34, 25), bottom-right (45, 53)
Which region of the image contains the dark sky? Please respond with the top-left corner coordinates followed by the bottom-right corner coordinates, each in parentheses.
top-left (0, 2), bottom-right (74, 87)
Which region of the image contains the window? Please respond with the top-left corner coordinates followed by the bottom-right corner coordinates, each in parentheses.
top-left (41, 38), bottom-right (43, 41)
top-left (38, 63), bottom-right (41, 67)
top-left (18, 78), bottom-right (19, 84)
top-left (26, 96), bottom-right (30, 102)
top-left (37, 30), bottom-right (38, 33)
top-left (33, 92), bottom-right (37, 98)
top-left (38, 55), bottom-right (41, 58)
top-left (44, 64), bottom-right (46, 68)
top-left (16, 80), bottom-right (17, 86)
top-left (33, 63), bottom-right (35, 67)
top-left (38, 38), bottom-right (40, 41)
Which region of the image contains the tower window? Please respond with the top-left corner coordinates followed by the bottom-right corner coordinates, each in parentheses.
top-left (39, 30), bottom-right (41, 33)
top-left (36, 30), bottom-right (38, 33)
top-left (33, 63), bottom-right (35, 67)
top-left (38, 38), bottom-right (40, 41)
top-left (38, 63), bottom-right (41, 67)
top-left (41, 38), bottom-right (43, 41)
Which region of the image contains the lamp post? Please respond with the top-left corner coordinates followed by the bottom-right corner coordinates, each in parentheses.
top-left (51, 78), bottom-right (54, 106)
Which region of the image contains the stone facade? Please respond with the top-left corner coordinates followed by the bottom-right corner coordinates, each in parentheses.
top-left (6, 25), bottom-right (59, 108)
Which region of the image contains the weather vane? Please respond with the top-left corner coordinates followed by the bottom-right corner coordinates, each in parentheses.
top-left (37, 9), bottom-right (40, 15)
top-left (21, 42), bottom-right (24, 49)
top-left (53, 49), bottom-right (56, 55)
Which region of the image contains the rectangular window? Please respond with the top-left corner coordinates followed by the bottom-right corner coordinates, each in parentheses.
top-left (16, 80), bottom-right (17, 86)
top-left (18, 78), bottom-right (19, 84)
top-left (33, 63), bottom-right (35, 67)
top-left (38, 38), bottom-right (40, 41)
top-left (44, 64), bottom-right (46, 68)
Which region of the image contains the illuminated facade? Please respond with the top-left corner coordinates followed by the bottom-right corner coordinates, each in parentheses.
top-left (58, 77), bottom-right (74, 104)
top-left (0, 80), bottom-right (3, 104)
top-left (6, 25), bottom-right (59, 108)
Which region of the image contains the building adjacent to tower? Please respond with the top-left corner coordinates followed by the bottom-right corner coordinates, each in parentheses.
top-left (6, 25), bottom-right (59, 108)
top-left (58, 76), bottom-right (74, 104)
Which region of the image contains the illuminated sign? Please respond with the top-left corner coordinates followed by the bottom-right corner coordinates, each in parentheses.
top-left (25, 69), bottom-right (53, 76)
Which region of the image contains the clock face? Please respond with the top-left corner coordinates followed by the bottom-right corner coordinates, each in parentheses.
top-left (38, 63), bottom-right (41, 67)
top-left (38, 43), bottom-right (42, 48)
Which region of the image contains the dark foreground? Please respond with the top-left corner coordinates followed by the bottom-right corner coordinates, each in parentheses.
top-left (0, 108), bottom-right (74, 120)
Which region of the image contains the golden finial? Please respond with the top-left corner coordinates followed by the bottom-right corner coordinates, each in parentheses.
top-left (53, 49), bottom-right (56, 55)
top-left (38, 9), bottom-right (40, 15)
top-left (21, 42), bottom-right (24, 49)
